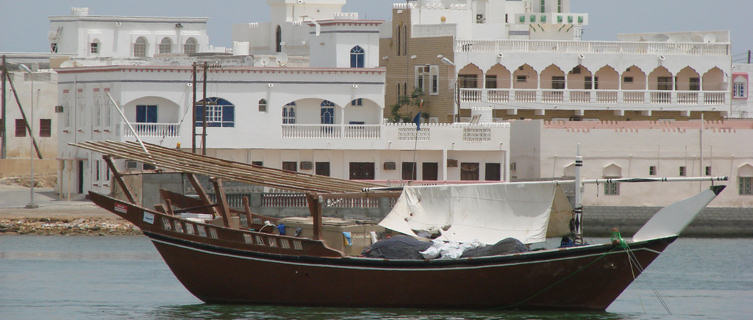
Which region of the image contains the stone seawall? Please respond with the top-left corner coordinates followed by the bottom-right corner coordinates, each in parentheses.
top-left (583, 206), bottom-right (753, 238)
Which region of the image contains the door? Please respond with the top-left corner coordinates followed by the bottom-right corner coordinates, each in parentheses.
top-left (77, 160), bottom-right (85, 194)
top-left (315, 162), bottom-right (330, 177)
top-left (422, 162), bottom-right (438, 181)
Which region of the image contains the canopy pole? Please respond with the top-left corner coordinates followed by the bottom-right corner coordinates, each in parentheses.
top-left (574, 143), bottom-right (583, 244)
top-left (105, 92), bottom-right (150, 157)
top-left (306, 193), bottom-right (323, 241)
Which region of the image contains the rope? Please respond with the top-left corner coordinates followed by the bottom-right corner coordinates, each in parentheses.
top-left (619, 232), bottom-right (672, 315)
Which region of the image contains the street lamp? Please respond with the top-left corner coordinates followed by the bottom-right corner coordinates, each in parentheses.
top-left (18, 64), bottom-right (37, 209)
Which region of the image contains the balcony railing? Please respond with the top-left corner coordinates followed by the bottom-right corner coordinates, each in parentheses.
top-left (459, 88), bottom-right (729, 108)
top-left (456, 39), bottom-right (730, 56)
top-left (123, 122), bottom-right (180, 137)
top-left (282, 124), bottom-right (381, 139)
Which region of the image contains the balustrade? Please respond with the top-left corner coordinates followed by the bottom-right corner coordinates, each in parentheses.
top-left (123, 122), bottom-right (180, 137)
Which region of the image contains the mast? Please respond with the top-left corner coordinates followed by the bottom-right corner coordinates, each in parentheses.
top-left (202, 62), bottom-right (207, 156)
top-left (574, 143), bottom-right (583, 244)
top-left (191, 62), bottom-right (197, 154)
top-left (1, 55), bottom-right (6, 159)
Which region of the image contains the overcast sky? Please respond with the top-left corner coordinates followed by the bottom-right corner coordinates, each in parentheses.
top-left (1, 0), bottom-right (751, 62)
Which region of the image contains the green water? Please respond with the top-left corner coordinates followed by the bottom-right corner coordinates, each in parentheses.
top-left (0, 236), bottom-right (750, 320)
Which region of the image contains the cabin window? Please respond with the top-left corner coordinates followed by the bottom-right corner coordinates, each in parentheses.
top-left (195, 97), bottom-right (235, 127)
top-left (460, 162), bottom-right (480, 181)
top-left (402, 162), bottom-right (417, 180)
top-left (349, 162), bottom-right (375, 180)
top-left (423, 162), bottom-right (439, 181)
top-left (315, 162), bottom-right (330, 176)
top-left (649, 165), bottom-right (657, 176)
top-left (740, 177), bottom-right (753, 195)
top-left (350, 46), bottom-right (365, 68)
top-left (485, 163), bottom-right (501, 181)
top-left (679, 166), bottom-right (687, 177)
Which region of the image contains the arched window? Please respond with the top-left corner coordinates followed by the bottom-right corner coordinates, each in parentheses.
top-left (134, 37), bottom-right (147, 57)
top-left (396, 25), bottom-right (401, 56)
top-left (184, 37), bottom-right (197, 55)
top-left (350, 46), bottom-right (365, 68)
top-left (402, 25), bottom-right (408, 56)
top-left (321, 100), bottom-right (335, 124)
top-left (276, 25), bottom-right (282, 53)
top-left (159, 38), bottom-right (172, 54)
top-left (258, 99), bottom-right (267, 112)
top-left (90, 39), bottom-right (100, 54)
top-left (195, 97), bottom-right (235, 127)
top-left (282, 102), bottom-right (296, 124)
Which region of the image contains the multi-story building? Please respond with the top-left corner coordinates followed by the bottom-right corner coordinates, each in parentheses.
top-left (380, 0), bottom-right (738, 122)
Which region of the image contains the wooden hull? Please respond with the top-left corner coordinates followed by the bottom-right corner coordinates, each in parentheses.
top-left (91, 192), bottom-right (672, 310)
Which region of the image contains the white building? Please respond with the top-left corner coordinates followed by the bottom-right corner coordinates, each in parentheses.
top-left (381, 0), bottom-right (739, 122)
top-left (48, 7), bottom-right (210, 63)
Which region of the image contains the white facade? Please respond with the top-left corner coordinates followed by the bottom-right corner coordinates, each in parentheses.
top-left (55, 65), bottom-right (510, 195)
top-left (308, 20), bottom-right (383, 68)
top-left (731, 63), bottom-right (753, 118)
top-left (48, 7), bottom-right (210, 61)
top-left (511, 120), bottom-right (753, 208)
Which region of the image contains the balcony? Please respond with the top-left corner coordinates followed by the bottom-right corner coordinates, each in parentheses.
top-left (455, 39), bottom-right (730, 56)
top-left (123, 122), bottom-right (180, 137)
top-left (281, 124), bottom-right (381, 139)
top-left (459, 88), bottom-right (729, 111)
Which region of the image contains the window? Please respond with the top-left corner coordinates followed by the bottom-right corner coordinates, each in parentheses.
top-left (252, 161), bottom-right (264, 167)
top-left (540, 0), bottom-right (545, 13)
top-left (485, 163), bottom-right (501, 181)
top-left (733, 76), bottom-right (748, 99)
top-left (649, 165), bottom-right (657, 176)
top-left (136, 105), bottom-right (158, 123)
top-left (552, 76), bottom-right (565, 89)
top-left (282, 102), bottom-right (296, 124)
top-left (585, 76), bottom-right (599, 90)
top-left (195, 98), bottom-right (235, 127)
top-left (558, 0), bottom-right (562, 13)
top-left (349, 162), bottom-right (375, 180)
top-left (350, 46), bottom-right (365, 68)
top-left (459, 74), bottom-right (478, 88)
top-left (258, 99), bottom-right (267, 112)
top-left (423, 162), bottom-right (438, 181)
top-left (415, 65), bottom-right (439, 95)
top-left (689, 77), bottom-right (700, 91)
top-left (516, 75), bottom-right (528, 83)
top-left (320, 100), bottom-right (335, 125)
top-left (159, 38), bottom-right (172, 54)
top-left (657, 77), bottom-right (672, 91)
top-left (624, 76), bottom-right (634, 83)
top-left (679, 166), bottom-right (687, 177)
top-left (315, 162), bottom-right (330, 176)
top-left (15, 119), bottom-right (26, 137)
top-left (51, 42), bottom-right (58, 53)
top-left (276, 25), bottom-right (282, 53)
top-left (90, 40), bottom-right (99, 54)
top-left (282, 161), bottom-right (297, 172)
top-left (134, 37), bottom-right (147, 57)
top-left (0, 119), bottom-right (3, 137)
top-left (485, 75), bottom-right (497, 89)
top-left (460, 162), bottom-right (480, 181)
top-left (396, 25), bottom-right (401, 56)
top-left (351, 99), bottom-right (363, 106)
top-left (604, 182), bottom-right (620, 195)
top-left (402, 162), bottom-right (417, 180)
top-left (740, 177), bottom-right (753, 195)
top-left (184, 37), bottom-right (197, 55)
top-left (39, 119), bottom-right (51, 137)
top-left (705, 166), bottom-right (712, 176)
top-left (95, 160), bottom-right (100, 181)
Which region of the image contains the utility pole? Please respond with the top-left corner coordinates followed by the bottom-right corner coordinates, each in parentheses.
top-left (1, 55), bottom-right (6, 159)
top-left (191, 62), bottom-right (197, 153)
top-left (202, 62), bottom-right (208, 155)
top-left (748, 50), bottom-right (751, 64)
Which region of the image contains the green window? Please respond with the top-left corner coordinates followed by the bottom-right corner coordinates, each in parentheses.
top-left (530, 15), bottom-right (536, 23)
top-left (520, 15), bottom-right (525, 23)
top-left (578, 16), bottom-right (584, 24)
top-left (541, 15), bottom-right (547, 23)
top-left (557, 15), bottom-right (563, 23)
top-left (540, 0), bottom-right (546, 13)
top-left (568, 16), bottom-right (573, 23)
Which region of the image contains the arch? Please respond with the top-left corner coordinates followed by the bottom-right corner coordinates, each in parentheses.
top-left (541, 64), bottom-right (565, 89)
top-left (459, 64), bottom-right (483, 88)
top-left (350, 45), bottom-right (365, 68)
top-left (90, 39), bottom-right (100, 55)
top-left (702, 67), bottom-right (725, 91)
top-left (134, 37), bottom-right (148, 57)
top-left (159, 37), bottom-right (173, 54)
top-left (594, 65), bottom-right (619, 90)
top-left (345, 97), bottom-right (382, 124)
top-left (486, 64), bottom-right (511, 89)
top-left (123, 96), bottom-right (181, 123)
top-left (740, 164), bottom-right (753, 195)
top-left (739, 164), bottom-right (753, 177)
top-left (258, 98), bottom-right (267, 112)
top-left (513, 64), bottom-right (538, 89)
top-left (195, 97), bottom-right (235, 127)
top-left (648, 66), bottom-right (673, 90)
top-left (567, 65), bottom-right (592, 90)
top-left (276, 25), bottom-right (282, 53)
top-left (622, 65), bottom-right (647, 90)
top-left (603, 163), bottom-right (622, 178)
top-left (184, 37), bottom-right (197, 55)
top-left (676, 66), bottom-right (701, 91)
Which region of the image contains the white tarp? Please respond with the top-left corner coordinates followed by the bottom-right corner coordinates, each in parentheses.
top-left (378, 183), bottom-right (562, 245)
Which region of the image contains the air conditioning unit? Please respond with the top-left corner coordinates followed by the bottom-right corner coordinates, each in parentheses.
top-left (383, 162), bottom-right (396, 170)
top-left (55, 105), bottom-right (64, 113)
